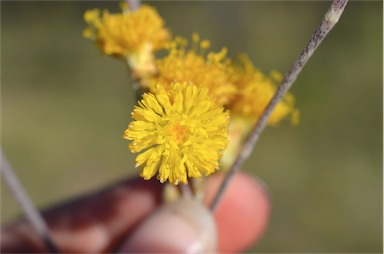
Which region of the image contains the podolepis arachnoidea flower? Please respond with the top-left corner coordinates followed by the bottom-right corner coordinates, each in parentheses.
top-left (83, 3), bottom-right (170, 78)
top-left (124, 82), bottom-right (229, 185)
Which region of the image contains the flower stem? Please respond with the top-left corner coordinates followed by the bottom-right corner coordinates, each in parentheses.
top-left (126, 0), bottom-right (141, 11)
top-left (210, 0), bottom-right (349, 211)
top-left (180, 184), bottom-right (193, 199)
top-left (0, 149), bottom-right (60, 253)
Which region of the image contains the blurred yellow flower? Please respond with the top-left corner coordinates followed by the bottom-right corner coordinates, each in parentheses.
top-left (229, 55), bottom-right (300, 126)
top-left (146, 34), bottom-right (236, 106)
top-left (221, 116), bottom-right (253, 170)
top-left (83, 3), bottom-right (170, 78)
top-left (123, 82), bottom-right (229, 185)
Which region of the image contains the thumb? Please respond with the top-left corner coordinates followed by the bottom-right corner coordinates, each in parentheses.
top-left (118, 199), bottom-right (217, 253)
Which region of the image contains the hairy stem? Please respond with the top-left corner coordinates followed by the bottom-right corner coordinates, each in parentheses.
top-left (126, 0), bottom-right (141, 11)
top-left (210, 0), bottom-right (349, 211)
top-left (0, 149), bottom-right (60, 253)
top-left (180, 183), bottom-right (193, 199)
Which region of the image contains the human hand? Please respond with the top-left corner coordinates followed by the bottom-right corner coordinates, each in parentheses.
top-left (1, 171), bottom-right (270, 253)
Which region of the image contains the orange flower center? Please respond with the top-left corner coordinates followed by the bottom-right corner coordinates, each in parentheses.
top-left (169, 123), bottom-right (188, 145)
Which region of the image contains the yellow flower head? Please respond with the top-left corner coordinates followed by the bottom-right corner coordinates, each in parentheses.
top-left (124, 82), bottom-right (229, 185)
top-left (146, 34), bottom-right (236, 106)
top-left (83, 3), bottom-right (170, 78)
top-left (229, 55), bottom-right (299, 126)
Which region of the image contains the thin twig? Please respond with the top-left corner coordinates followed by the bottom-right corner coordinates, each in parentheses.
top-left (0, 149), bottom-right (60, 253)
top-left (210, 0), bottom-right (349, 211)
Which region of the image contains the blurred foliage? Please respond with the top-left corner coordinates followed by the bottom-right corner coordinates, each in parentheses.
top-left (1, 1), bottom-right (382, 252)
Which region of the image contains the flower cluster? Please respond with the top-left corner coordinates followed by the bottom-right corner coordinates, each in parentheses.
top-left (229, 54), bottom-right (300, 126)
top-left (83, 3), bottom-right (170, 78)
top-left (146, 34), bottom-right (236, 106)
top-left (83, 3), bottom-right (299, 184)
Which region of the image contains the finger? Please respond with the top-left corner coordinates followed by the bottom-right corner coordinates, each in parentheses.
top-left (204, 172), bottom-right (270, 253)
top-left (117, 172), bottom-right (269, 253)
top-left (1, 177), bottom-right (163, 253)
top-left (1, 172), bottom-right (270, 253)
top-left (118, 199), bottom-right (217, 253)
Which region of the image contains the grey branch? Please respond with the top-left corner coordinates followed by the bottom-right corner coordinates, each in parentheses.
top-left (0, 149), bottom-right (60, 252)
top-left (210, 0), bottom-right (349, 211)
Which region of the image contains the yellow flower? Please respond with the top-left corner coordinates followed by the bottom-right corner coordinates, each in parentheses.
top-left (229, 54), bottom-right (299, 126)
top-left (83, 3), bottom-right (170, 78)
top-left (123, 82), bottom-right (229, 185)
top-left (146, 34), bottom-right (236, 106)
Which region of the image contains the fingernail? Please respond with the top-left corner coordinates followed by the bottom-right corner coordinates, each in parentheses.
top-left (119, 199), bottom-right (217, 253)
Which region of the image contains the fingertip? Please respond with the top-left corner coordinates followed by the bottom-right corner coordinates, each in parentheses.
top-left (204, 172), bottom-right (271, 253)
top-left (118, 199), bottom-right (217, 253)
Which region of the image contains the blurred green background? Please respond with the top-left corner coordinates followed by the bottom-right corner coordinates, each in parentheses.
top-left (1, 1), bottom-right (382, 252)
